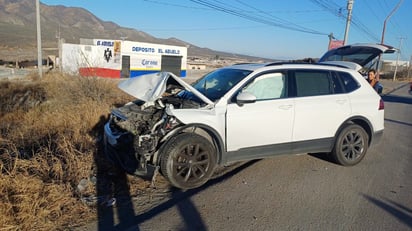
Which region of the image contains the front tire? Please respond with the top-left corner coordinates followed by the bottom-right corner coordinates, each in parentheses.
top-left (331, 124), bottom-right (369, 166)
top-left (160, 133), bottom-right (216, 189)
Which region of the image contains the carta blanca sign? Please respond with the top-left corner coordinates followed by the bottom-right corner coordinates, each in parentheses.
top-left (132, 46), bottom-right (181, 55)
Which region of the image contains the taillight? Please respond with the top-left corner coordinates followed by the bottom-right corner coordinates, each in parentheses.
top-left (379, 99), bottom-right (384, 110)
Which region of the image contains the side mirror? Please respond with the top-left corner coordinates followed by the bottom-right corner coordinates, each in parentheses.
top-left (236, 92), bottom-right (256, 106)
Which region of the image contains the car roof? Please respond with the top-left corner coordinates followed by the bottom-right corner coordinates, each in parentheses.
top-left (222, 63), bottom-right (269, 71)
top-left (224, 61), bottom-right (355, 72)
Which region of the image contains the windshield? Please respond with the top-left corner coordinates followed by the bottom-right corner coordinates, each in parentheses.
top-left (180, 68), bottom-right (252, 102)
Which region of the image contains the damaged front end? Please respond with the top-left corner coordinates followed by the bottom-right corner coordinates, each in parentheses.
top-left (104, 100), bottom-right (177, 175)
top-left (103, 72), bottom-right (212, 176)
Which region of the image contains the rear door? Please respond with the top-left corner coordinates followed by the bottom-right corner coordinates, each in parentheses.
top-left (292, 69), bottom-right (350, 142)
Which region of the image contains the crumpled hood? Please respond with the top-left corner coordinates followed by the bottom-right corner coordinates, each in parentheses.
top-left (118, 72), bottom-right (214, 106)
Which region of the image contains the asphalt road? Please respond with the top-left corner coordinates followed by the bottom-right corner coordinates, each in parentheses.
top-left (81, 81), bottom-right (412, 231)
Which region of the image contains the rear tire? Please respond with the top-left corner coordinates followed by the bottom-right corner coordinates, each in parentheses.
top-left (331, 124), bottom-right (369, 166)
top-left (160, 133), bottom-right (216, 189)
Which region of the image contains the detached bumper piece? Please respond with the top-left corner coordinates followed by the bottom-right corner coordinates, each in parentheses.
top-left (103, 122), bottom-right (148, 176)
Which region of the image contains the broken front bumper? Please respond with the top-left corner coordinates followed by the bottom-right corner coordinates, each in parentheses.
top-left (103, 122), bottom-right (147, 175)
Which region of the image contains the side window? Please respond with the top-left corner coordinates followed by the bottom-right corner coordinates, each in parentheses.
top-left (295, 70), bottom-right (332, 97)
top-left (336, 71), bottom-right (360, 93)
top-left (331, 72), bottom-right (345, 94)
top-left (242, 72), bottom-right (286, 100)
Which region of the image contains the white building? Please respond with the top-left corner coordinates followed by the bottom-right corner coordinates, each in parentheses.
top-left (62, 39), bottom-right (187, 78)
top-left (381, 59), bottom-right (410, 72)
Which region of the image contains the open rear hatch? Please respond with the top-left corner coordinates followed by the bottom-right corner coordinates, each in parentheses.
top-left (319, 43), bottom-right (396, 68)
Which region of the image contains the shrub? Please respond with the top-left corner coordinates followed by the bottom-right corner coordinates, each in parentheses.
top-left (0, 72), bottom-right (135, 230)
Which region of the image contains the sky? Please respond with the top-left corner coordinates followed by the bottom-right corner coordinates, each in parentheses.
top-left (41, 0), bottom-right (411, 61)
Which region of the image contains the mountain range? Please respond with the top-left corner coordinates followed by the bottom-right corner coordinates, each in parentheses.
top-left (0, 0), bottom-right (268, 62)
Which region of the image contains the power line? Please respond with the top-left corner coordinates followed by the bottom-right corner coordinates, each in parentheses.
top-left (142, 0), bottom-right (330, 35)
top-left (356, 0), bottom-right (411, 60)
top-left (234, 0), bottom-right (325, 35)
top-left (310, 0), bottom-right (380, 42)
top-left (145, 0), bottom-right (326, 14)
top-left (363, 1), bottom-right (382, 22)
top-left (142, 0), bottom-right (211, 10)
top-left (310, 0), bottom-right (344, 19)
top-left (189, 0), bottom-right (328, 35)
top-left (351, 16), bottom-right (380, 42)
top-left (140, 25), bottom-right (269, 32)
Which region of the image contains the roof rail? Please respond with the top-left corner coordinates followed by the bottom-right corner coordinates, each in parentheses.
top-left (264, 61), bottom-right (310, 66)
top-left (232, 60), bottom-right (353, 70)
top-left (232, 62), bottom-right (257, 65)
top-left (264, 61), bottom-right (353, 69)
top-left (264, 58), bottom-right (318, 66)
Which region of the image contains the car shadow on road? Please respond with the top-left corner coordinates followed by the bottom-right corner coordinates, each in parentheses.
top-left (307, 152), bottom-right (335, 165)
top-left (89, 115), bottom-right (138, 231)
top-left (110, 160), bottom-right (259, 231)
top-left (88, 115), bottom-right (259, 231)
top-left (381, 95), bottom-right (412, 105)
top-left (89, 115), bottom-right (258, 231)
top-left (362, 194), bottom-right (412, 229)
top-left (384, 118), bottom-right (412, 127)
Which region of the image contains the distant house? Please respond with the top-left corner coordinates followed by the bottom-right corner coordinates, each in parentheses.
top-left (381, 59), bottom-right (410, 72)
top-left (187, 62), bottom-right (207, 70)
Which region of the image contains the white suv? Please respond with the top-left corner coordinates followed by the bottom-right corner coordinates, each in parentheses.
top-left (104, 44), bottom-right (393, 189)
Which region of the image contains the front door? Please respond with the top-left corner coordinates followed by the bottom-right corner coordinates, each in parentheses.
top-left (226, 72), bottom-right (294, 152)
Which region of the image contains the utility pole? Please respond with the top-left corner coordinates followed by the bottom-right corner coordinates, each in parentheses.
top-left (56, 24), bottom-right (64, 72)
top-left (328, 33), bottom-right (335, 50)
top-left (393, 37), bottom-right (406, 81)
top-left (377, 0), bottom-right (403, 79)
top-left (381, 0), bottom-right (403, 44)
top-left (343, 0), bottom-right (354, 45)
top-left (36, 0), bottom-right (42, 78)
top-left (408, 55), bottom-right (412, 80)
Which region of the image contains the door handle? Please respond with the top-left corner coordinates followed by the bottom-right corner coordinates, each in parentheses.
top-left (336, 99), bottom-right (347, 104)
top-left (279, 105), bottom-right (293, 110)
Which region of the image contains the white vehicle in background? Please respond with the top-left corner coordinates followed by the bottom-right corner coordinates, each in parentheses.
top-left (104, 44), bottom-right (393, 189)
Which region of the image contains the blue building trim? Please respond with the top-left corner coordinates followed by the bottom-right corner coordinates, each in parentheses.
top-left (129, 70), bottom-right (187, 78)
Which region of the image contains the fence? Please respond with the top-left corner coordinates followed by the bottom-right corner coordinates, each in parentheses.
top-left (0, 67), bottom-right (33, 79)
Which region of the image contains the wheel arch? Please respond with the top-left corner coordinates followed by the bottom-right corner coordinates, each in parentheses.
top-left (154, 123), bottom-right (225, 166)
top-left (335, 116), bottom-right (373, 146)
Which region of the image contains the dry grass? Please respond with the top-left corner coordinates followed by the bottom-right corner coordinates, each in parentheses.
top-left (0, 72), bottom-right (141, 230)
